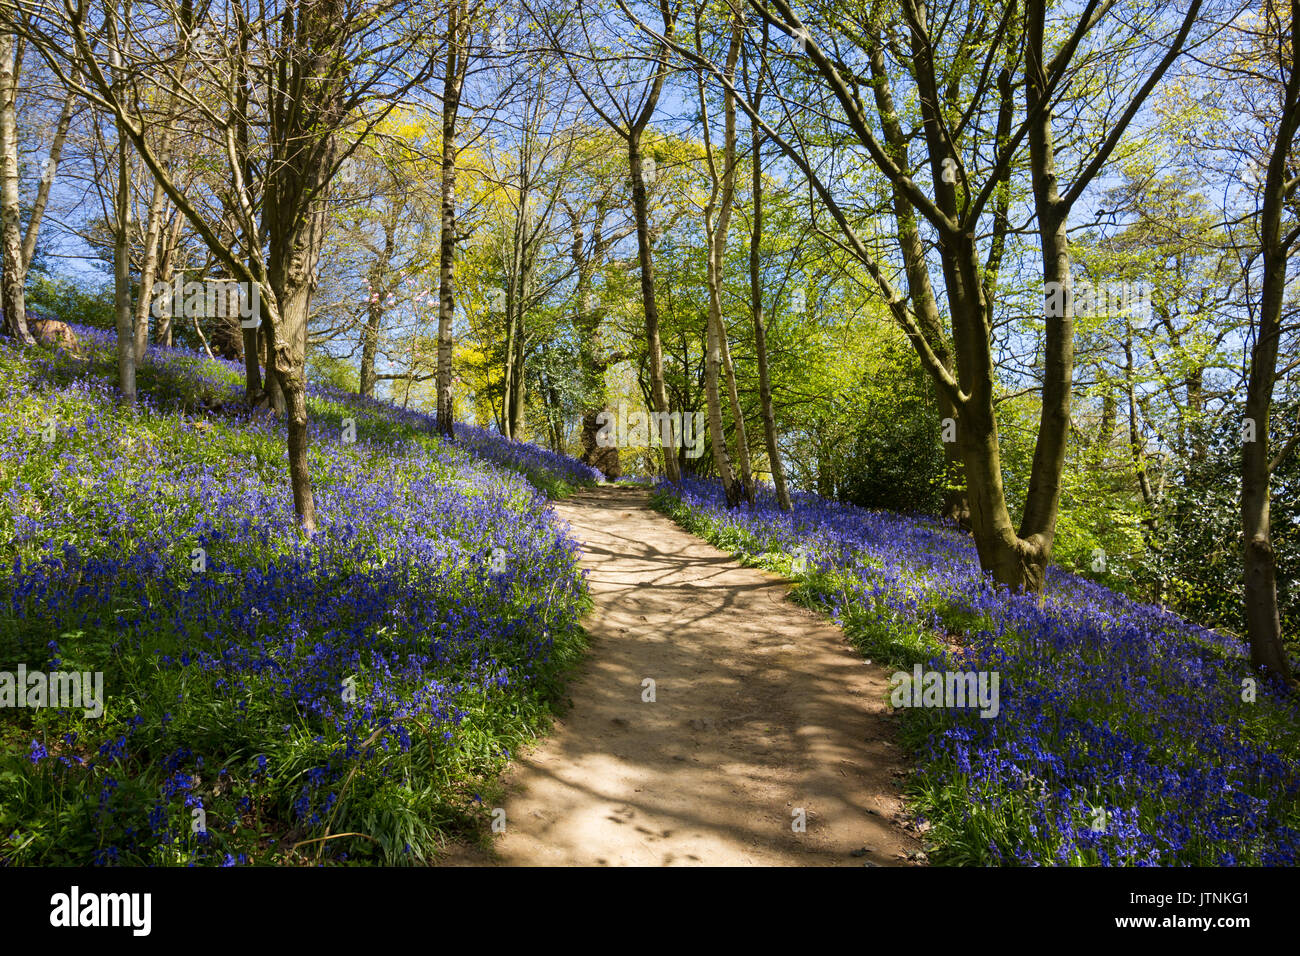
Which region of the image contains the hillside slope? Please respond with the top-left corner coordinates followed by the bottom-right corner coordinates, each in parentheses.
top-left (1, 326), bottom-right (599, 865)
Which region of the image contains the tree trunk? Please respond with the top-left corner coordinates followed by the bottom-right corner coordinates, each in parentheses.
top-left (263, 112), bottom-right (335, 532)
top-left (718, 313), bottom-right (752, 502)
top-left (133, 122), bottom-right (175, 362)
top-left (266, 276), bottom-right (319, 533)
top-left (502, 177), bottom-right (533, 440)
top-left (501, 272), bottom-right (518, 439)
top-left (699, 39), bottom-right (737, 503)
top-left (509, 303), bottom-right (526, 438)
top-left (154, 209), bottom-right (181, 347)
top-left (358, 230), bottom-right (393, 399)
top-left (1123, 329), bottom-right (1157, 521)
top-left (268, 295), bottom-right (317, 534)
top-left (193, 309), bottom-right (215, 358)
top-left (258, 321), bottom-right (284, 412)
top-left (713, 21), bottom-right (753, 505)
top-left (133, 79), bottom-right (181, 362)
top-left (1011, 2), bottom-right (1078, 590)
top-left (1240, 16), bottom-right (1299, 679)
top-left (571, 203), bottom-right (628, 476)
top-left (21, 90), bottom-right (74, 273)
top-left (747, 51), bottom-right (791, 511)
top-left (704, 288), bottom-right (737, 501)
top-left (113, 126), bottom-right (135, 402)
top-left (630, 138), bottom-right (679, 482)
top-left (436, 0), bottom-right (466, 439)
top-left (358, 298), bottom-right (383, 399)
top-left (0, 34), bottom-right (31, 345)
top-left (240, 320), bottom-right (262, 399)
top-left (263, 325), bottom-right (286, 413)
top-left (1020, 212), bottom-right (1072, 583)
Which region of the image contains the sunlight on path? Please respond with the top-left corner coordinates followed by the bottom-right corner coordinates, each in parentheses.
top-left (453, 486), bottom-right (920, 867)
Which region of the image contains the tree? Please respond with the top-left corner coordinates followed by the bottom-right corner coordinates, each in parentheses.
top-left (8, 0), bottom-right (439, 531)
top-left (0, 30), bottom-right (72, 345)
top-left (436, 0), bottom-right (471, 437)
top-left (0, 31), bottom-right (32, 344)
top-left (1233, 0), bottom-right (1299, 678)
top-left (492, 74), bottom-right (579, 440)
top-left (741, 18), bottom-right (790, 510)
top-left (541, 0), bottom-right (683, 480)
top-left (108, 4), bottom-right (134, 403)
top-left (560, 130), bottom-right (639, 472)
top-left (629, 0), bottom-right (1203, 591)
top-left (695, 3), bottom-right (749, 505)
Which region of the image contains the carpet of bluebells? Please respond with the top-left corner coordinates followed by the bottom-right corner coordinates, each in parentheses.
top-left (654, 477), bottom-right (1300, 866)
top-left (0, 325), bottom-right (599, 865)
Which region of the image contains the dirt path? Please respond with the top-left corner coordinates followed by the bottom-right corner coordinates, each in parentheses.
top-left (447, 485), bottom-right (921, 866)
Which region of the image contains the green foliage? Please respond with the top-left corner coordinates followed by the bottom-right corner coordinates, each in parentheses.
top-left (834, 338), bottom-right (946, 515)
top-left (307, 346), bottom-right (361, 393)
top-left (25, 273), bottom-right (115, 330)
top-left (1151, 405), bottom-right (1300, 644)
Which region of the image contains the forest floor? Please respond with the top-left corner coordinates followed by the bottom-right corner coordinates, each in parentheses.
top-left (440, 485), bottom-right (921, 866)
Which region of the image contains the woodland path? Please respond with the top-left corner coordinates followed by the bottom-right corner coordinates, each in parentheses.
top-left (442, 485), bottom-right (921, 866)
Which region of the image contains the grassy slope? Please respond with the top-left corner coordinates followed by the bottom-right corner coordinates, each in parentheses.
top-left (1, 327), bottom-right (599, 865)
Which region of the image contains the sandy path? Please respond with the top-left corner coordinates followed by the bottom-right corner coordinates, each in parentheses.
top-left (449, 485), bottom-right (920, 866)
